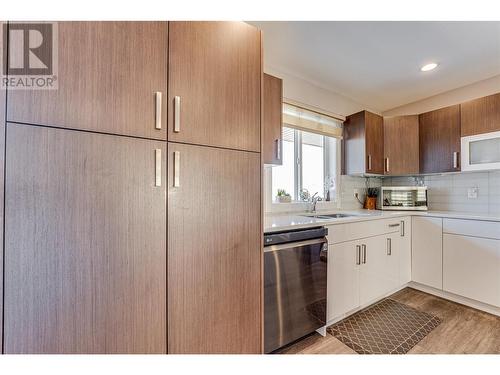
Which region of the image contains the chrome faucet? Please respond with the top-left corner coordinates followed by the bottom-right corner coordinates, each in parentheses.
top-left (309, 192), bottom-right (322, 213)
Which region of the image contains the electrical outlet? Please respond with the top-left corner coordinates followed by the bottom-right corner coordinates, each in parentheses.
top-left (353, 188), bottom-right (360, 198)
top-left (468, 187), bottom-right (478, 199)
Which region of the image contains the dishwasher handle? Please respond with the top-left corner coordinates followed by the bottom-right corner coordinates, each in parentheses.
top-left (264, 238), bottom-right (327, 252)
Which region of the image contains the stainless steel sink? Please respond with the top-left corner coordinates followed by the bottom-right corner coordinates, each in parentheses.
top-left (301, 213), bottom-right (358, 219)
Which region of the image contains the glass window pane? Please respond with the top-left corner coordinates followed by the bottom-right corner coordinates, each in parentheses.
top-left (272, 127), bottom-right (295, 200)
top-left (301, 131), bottom-right (324, 199)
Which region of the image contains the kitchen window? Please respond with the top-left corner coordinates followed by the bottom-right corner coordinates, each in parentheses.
top-left (271, 103), bottom-right (342, 202)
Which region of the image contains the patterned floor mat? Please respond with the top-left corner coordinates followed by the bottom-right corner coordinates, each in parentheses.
top-left (327, 298), bottom-right (441, 354)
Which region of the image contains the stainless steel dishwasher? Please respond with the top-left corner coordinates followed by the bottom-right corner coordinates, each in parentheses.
top-left (264, 226), bottom-right (328, 353)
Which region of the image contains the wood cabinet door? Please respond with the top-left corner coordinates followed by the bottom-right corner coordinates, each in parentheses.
top-left (419, 105), bottom-right (461, 173)
top-left (364, 111), bottom-right (385, 174)
top-left (4, 124), bottom-right (167, 354)
top-left (461, 93), bottom-right (500, 136)
top-left (263, 73), bottom-right (283, 165)
top-left (327, 241), bottom-right (360, 321)
top-left (7, 22), bottom-right (168, 139)
top-left (383, 115), bottom-right (419, 175)
top-left (0, 82), bottom-right (4, 355)
top-left (167, 142), bottom-right (261, 353)
top-left (168, 22), bottom-right (261, 152)
top-left (343, 111), bottom-right (384, 175)
top-left (411, 217), bottom-right (443, 289)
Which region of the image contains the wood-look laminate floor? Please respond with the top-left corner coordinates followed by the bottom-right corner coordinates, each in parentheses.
top-left (277, 288), bottom-right (500, 354)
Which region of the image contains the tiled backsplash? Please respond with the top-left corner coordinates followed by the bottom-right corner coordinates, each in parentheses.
top-left (339, 176), bottom-right (382, 210)
top-left (267, 167), bottom-right (500, 215)
top-left (386, 171), bottom-right (500, 215)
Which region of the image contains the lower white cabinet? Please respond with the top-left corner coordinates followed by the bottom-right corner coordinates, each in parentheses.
top-left (327, 224), bottom-right (407, 322)
top-left (327, 240), bottom-right (360, 320)
top-left (411, 216), bottom-right (443, 289)
top-left (359, 234), bottom-right (399, 306)
top-left (443, 233), bottom-right (500, 307)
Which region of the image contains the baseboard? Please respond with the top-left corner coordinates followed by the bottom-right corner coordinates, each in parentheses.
top-left (408, 282), bottom-right (500, 317)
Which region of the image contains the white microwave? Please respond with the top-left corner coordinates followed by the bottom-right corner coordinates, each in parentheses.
top-left (461, 131), bottom-right (500, 171)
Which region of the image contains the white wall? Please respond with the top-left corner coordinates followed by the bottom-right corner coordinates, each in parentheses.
top-left (383, 75), bottom-right (500, 116)
top-left (264, 65), bottom-right (379, 117)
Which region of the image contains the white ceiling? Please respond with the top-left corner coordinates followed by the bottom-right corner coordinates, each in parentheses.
top-left (250, 21), bottom-right (500, 112)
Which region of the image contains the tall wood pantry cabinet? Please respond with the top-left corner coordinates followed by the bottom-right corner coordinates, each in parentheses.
top-left (1, 21), bottom-right (263, 354)
top-left (167, 21), bottom-right (262, 354)
top-left (2, 22), bottom-right (168, 354)
top-left (0, 81), bottom-right (5, 355)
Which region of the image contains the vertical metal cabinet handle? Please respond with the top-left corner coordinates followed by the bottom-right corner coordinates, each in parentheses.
top-left (155, 149), bottom-right (161, 187)
top-left (385, 157), bottom-right (390, 173)
top-left (173, 151), bottom-right (180, 187)
top-left (356, 245), bottom-right (361, 265)
top-left (453, 151), bottom-right (459, 169)
top-left (387, 238), bottom-right (392, 255)
top-left (174, 96), bottom-right (181, 133)
top-left (400, 220), bottom-right (405, 237)
top-left (362, 244), bottom-right (367, 264)
top-left (275, 139), bottom-right (281, 160)
top-left (367, 154), bottom-right (372, 171)
top-left (155, 92), bottom-right (162, 130)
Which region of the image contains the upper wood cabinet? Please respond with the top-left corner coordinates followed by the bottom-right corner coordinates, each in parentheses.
top-left (168, 22), bottom-right (261, 152)
top-left (6, 22), bottom-right (168, 139)
top-left (383, 115), bottom-right (419, 175)
top-left (167, 142), bottom-right (261, 353)
top-left (343, 110), bottom-right (384, 175)
top-left (263, 73), bottom-right (283, 165)
top-left (419, 105), bottom-right (461, 173)
top-left (460, 92), bottom-right (500, 136)
top-left (4, 124), bottom-right (167, 353)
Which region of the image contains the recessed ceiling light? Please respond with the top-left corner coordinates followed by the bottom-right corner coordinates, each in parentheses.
top-left (421, 63), bottom-right (438, 72)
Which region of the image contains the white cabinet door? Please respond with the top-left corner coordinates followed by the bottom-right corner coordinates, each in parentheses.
top-left (398, 217), bottom-right (412, 284)
top-left (359, 234), bottom-right (393, 306)
top-left (443, 234), bottom-right (500, 307)
top-left (327, 241), bottom-right (360, 321)
top-left (412, 217), bottom-right (443, 289)
top-left (385, 232), bottom-right (401, 292)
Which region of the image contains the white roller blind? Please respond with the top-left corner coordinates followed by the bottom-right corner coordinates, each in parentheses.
top-left (283, 103), bottom-right (343, 138)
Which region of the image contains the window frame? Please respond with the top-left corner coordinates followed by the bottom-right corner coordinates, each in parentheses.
top-left (278, 127), bottom-right (336, 202)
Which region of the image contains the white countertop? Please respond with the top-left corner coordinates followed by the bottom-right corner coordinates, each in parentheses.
top-left (264, 209), bottom-right (500, 233)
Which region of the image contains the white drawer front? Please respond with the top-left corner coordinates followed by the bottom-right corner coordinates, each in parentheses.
top-left (327, 217), bottom-right (406, 244)
top-left (443, 218), bottom-right (500, 240)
